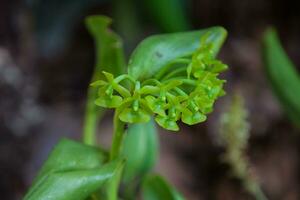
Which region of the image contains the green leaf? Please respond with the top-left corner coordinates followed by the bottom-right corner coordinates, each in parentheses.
top-left (85, 15), bottom-right (126, 76)
top-left (121, 120), bottom-right (159, 183)
top-left (24, 139), bottom-right (124, 200)
top-left (83, 15), bottom-right (126, 145)
top-left (36, 139), bottom-right (107, 177)
top-left (262, 27), bottom-right (300, 126)
top-left (141, 174), bottom-right (185, 200)
top-left (143, 0), bottom-right (190, 32)
top-left (99, 160), bottom-right (125, 200)
top-left (128, 27), bottom-right (227, 81)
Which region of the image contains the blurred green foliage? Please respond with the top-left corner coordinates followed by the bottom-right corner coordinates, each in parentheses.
top-left (30, 0), bottom-right (191, 56)
top-left (143, 0), bottom-right (190, 32)
top-left (141, 174), bottom-right (185, 200)
top-left (262, 28), bottom-right (300, 127)
top-left (29, 0), bottom-right (105, 57)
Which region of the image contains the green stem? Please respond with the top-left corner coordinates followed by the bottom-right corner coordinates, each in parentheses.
top-left (142, 78), bottom-right (161, 86)
top-left (110, 110), bottom-right (126, 160)
top-left (163, 77), bottom-right (196, 86)
top-left (161, 67), bottom-right (187, 81)
top-left (173, 87), bottom-right (188, 96)
top-left (155, 58), bottom-right (190, 80)
top-left (139, 85), bottom-right (160, 95)
top-left (83, 109), bottom-right (103, 146)
top-left (112, 82), bottom-right (131, 97)
top-left (83, 87), bottom-right (105, 146)
top-left (115, 74), bottom-right (135, 84)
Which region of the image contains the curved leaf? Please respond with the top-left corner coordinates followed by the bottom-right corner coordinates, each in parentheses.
top-left (24, 139), bottom-right (124, 200)
top-left (128, 27), bottom-right (227, 80)
top-left (262, 28), bottom-right (300, 126)
top-left (121, 120), bottom-right (159, 183)
top-left (142, 174), bottom-right (185, 200)
top-left (98, 160), bottom-right (124, 200)
top-left (83, 15), bottom-right (126, 145)
top-left (33, 139), bottom-right (107, 178)
top-left (85, 15), bottom-right (126, 76)
top-left (24, 162), bottom-right (121, 200)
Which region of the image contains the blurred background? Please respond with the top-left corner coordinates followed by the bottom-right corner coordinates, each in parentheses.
top-left (1, 0), bottom-right (300, 199)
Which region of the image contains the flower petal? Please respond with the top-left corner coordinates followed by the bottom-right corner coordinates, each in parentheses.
top-left (95, 95), bottom-right (123, 108)
top-left (90, 80), bottom-right (107, 86)
top-left (182, 109), bottom-right (206, 125)
top-left (119, 108), bottom-right (151, 123)
top-left (145, 96), bottom-right (166, 116)
top-left (155, 115), bottom-right (179, 131)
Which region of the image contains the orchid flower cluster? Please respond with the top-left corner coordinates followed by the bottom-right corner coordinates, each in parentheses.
top-left (91, 41), bottom-right (228, 131)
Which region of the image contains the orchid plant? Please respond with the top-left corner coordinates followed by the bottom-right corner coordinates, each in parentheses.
top-left (24, 15), bottom-right (228, 200)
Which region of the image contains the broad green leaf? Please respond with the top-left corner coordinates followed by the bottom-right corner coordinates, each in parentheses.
top-left (106, 165), bottom-right (124, 200)
top-left (83, 15), bottom-right (126, 145)
top-left (262, 28), bottom-right (300, 126)
top-left (24, 161), bottom-right (121, 200)
top-left (34, 139), bottom-right (107, 178)
top-left (141, 174), bottom-right (185, 200)
top-left (121, 120), bottom-right (159, 183)
top-left (24, 139), bottom-right (124, 200)
top-left (143, 0), bottom-right (190, 32)
top-left (98, 162), bottom-right (125, 200)
top-left (128, 27), bottom-right (227, 80)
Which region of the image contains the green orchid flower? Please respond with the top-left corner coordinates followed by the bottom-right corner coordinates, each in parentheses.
top-left (181, 99), bottom-right (207, 125)
top-left (118, 98), bottom-right (152, 123)
top-left (187, 35), bottom-right (227, 79)
top-left (155, 108), bottom-right (180, 131)
top-left (91, 72), bottom-right (131, 108)
top-left (118, 81), bottom-right (152, 123)
top-left (92, 30), bottom-right (228, 131)
top-left (144, 79), bottom-right (183, 116)
top-left (145, 95), bottom-right (167, 117)
top-left (154, 95), bottom-right (185, 131)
